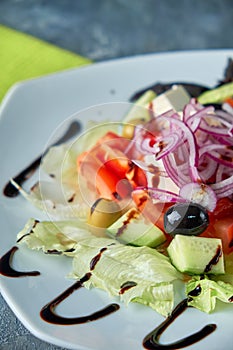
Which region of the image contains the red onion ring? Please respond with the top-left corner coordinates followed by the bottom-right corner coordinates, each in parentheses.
top-left (130, 99), bottom-right (233, 210)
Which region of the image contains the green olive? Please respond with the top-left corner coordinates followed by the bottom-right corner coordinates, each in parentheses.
top-left (87, 198), bottom-right (123, 235)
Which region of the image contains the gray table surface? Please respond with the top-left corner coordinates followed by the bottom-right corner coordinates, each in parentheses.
top-left (0, 0), bottom-right (233, 349)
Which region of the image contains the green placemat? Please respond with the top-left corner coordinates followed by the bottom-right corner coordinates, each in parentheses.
top-left (0, 25), bottom-right (91, 102)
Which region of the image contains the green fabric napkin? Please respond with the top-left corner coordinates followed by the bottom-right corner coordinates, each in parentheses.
top-left (0, 25), bottom-right (91, 102)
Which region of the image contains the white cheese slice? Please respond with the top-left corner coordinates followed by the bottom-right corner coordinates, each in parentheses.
top-left (151, 85), bottom-right (191, 115)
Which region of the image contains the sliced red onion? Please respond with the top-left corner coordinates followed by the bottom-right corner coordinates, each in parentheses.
top-left (183, 98), bottom-right (204, 119)
top-left (163, 154), bottom-right (190, 187)
top-left (154, 134), bottom-right (181, 160)
top-left (210, 175), bottom-right (233, 198)
top-left (203, 112), bottom-right (233, 128)
top-left (198, 156), bottom-right (218, 182)
top-left (206, 149), bottom-right (233, 169)
top-left (214, 163), bottom-right (233, 184)
top-left (199, 114), bottom-right (233, 137)
top-left (184, 106), bottom-right (214, 132)
top-left (216, 135), bottom-right (233, 146)
top-left (183, 99), bottom-right (198, 119)
top-left (162, 156), bottom-right (181, 187)
top-left (179, 182), bottom-right (217, 212)
top-left (199, 143), bottom-right (229, 158)
top-left (157, 115), bottom-right (200, 181)
top-left (129, 99), bottom-right (233, 207)
top-left (133, 186), bottom-right (187, 203)
top-left (132, 160), bottom-right (168, 177)
top-left (216, 109), bottom-right (233, 121)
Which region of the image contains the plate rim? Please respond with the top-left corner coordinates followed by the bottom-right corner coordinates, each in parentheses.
top-left (1, 48), bottom-right (233, 114)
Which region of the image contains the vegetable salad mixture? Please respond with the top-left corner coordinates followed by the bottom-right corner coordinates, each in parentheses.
top-left (11, 59), bottom-right (233, 318)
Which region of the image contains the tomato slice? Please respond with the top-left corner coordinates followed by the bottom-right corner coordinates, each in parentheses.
top-left (213, 218), bottom-right (233, 255)
top-left (94, 131), bottom-right (130, 152)
top-left (209, 197), bottom-right (233, 220)
top-left (77, 132), bottom-right (147, 200)
top-left (201, 197), bottom-right (233, 255)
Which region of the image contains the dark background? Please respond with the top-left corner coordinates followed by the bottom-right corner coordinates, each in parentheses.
top-left (0, 0), bottom-right (232, 349)
top-left (0, 0), bottom-right (232, 61)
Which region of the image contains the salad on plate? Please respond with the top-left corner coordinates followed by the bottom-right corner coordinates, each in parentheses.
top-left (1, 57), bottom-right (233, 349)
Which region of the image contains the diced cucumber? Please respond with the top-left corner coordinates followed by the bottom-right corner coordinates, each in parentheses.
top-left (123, 90), bottom-right (156, 123)
top-left (107, 208), bottom-right (166, 248)
top-left (167, 235), bottom-right (225, 275)
top-left (198, 82), bottom-right (233, 104)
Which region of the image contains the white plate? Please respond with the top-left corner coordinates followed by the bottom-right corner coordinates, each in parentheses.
top-left (0, 50), bottom-right (233, 350)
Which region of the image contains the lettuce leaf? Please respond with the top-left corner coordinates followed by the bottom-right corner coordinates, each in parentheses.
top-left (186, 275), bottom-right (233, 313)
top-left (70, 237), bottom-right (182, 316)
top-left (17, 218), bottom-right (92, 254)
top-left (17, 219), bottom-right (232, 316)
top-left (17, 219), bottom-right (182, 316)
top-left (11, 121), bottom-right (119, 219)
top-left (11, 143), bottom-right (91, 220)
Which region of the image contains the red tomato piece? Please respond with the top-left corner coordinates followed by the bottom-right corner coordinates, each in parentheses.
top-left (213, 218), bottom-right (233, 255)
top-left (209, 197), bottom-right (233, 220)
top-left (77, 132), bottom-right (147, 200)
top-left (201, 197), bottom-right (233, 255)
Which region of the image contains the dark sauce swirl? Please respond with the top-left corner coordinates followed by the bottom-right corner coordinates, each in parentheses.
top-left (204, 245), bottom-right (222, 273)
top-left (143, 299), bottom-right (216, 349)
top-left (90, 247), bottom-right (107, 270)
top-left (119, 281), bottom-right (137, 295)
top-left (1, 245), bottom-right (219, 348)
top-left (187, 284), bottom-right (202, 297)
top-left (40, 272), bottom-right (120, 324)
top-left (3, 157), bottom-right (42, 197)
top-left (3, 120), bottom-right (82, 197)
top-left (0, 246), bottom-right (40, 277)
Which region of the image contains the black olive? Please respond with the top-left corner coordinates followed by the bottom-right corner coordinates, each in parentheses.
top-left (164, 203), bottom-right (209, 236)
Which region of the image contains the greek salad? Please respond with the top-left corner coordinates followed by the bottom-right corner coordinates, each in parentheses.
top-left (8, 59), bottom-right (233, 320)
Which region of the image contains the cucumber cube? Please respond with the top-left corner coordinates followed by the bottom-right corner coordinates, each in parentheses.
top-left (107, 208), bottom-right (166, 248)
top-left (167, 235), bottom-right (225, 275)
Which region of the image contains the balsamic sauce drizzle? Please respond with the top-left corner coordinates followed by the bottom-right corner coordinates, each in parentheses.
top-left (90, 247), bottom-right (107, 270)
top-left (3, 157), bottom-right (42, 197)
top-left (204, 245), bottom-right (222, 273)
top-left (119, 281), bottom-right (137, 295)
top-left (0, 246), bottom-right (40, 277)
top-left (0, 244), bottom-right (221, 348)
top-left (40, 272), bottom-right (120, 324)
top-left (16, 219), bottom-right (40, 243)
top-left (3, 120), bottom-right (82, 198)
top-left (187, 284), bottom-right (202, 297)
top-left (143, 299), bottom-right (216, 350)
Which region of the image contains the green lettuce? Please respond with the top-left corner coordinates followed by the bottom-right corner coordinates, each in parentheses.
top-left (11, 121), bottom-right (119, 220)
top-left (17, 219), bottom-right (182, 316)
top-left (186, 275), bottom-right (233, 313)
top-left (70, 237), bottom-right (182, 316)
top-left (17, 218), bottom-right (232, 316)
top-left (17, 218), bottom-right (92, 253)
